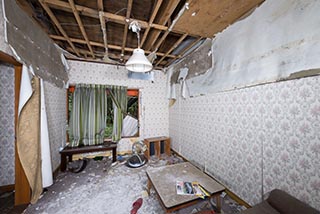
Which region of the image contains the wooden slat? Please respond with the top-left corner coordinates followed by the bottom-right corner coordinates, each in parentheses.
top-left (43, 0), bottom-right (168, 31)
top-left (121, 0), bottom-right (133, 60)
top-left (155, 33), bottom-right (187, 66)
top-left (97, 0), bottom-right (103, 11)
top-left (50, 34), bottom-right (178, 58)
top-left (140, 0), bottom-right (163, 47)
top-left (144, 0), bottom-right (181, 51)
top-left (14, 65), bottom-right (31, 205)
top-left (68, 0), bottom-right (94, 58)
top-left (39, 0), bottom-right (80, 56)
top-left (99, 11), bottom-right (108, 54)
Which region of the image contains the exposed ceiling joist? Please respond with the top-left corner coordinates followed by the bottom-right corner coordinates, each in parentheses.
top-left (156, 33), bottom-right (188, 66)
top-left (39, 0), bottom-right (80, 56)
top-left (140, 0), bottom-right (163, 47)
top-left (18, 0), bottom-right (264, 69)
top-left (144, 0), bottom-right (181, 51)
top-left (49, 34), bottom-right (178, 59)
top-left (121, 0), bottom-right (133, 60)
top-left (68, 0), bottom-right (94, 58)
top-left (97, 0), bottom-right (103, 11)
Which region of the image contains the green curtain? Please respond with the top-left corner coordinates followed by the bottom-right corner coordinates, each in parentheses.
top-left (69, 84), bottom-right (107, 147)
top-left (109, 85), bottom-right (127, 142)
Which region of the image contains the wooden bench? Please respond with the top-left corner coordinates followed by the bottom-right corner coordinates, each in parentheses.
top-left (60, 142), bottom-right (117, 172)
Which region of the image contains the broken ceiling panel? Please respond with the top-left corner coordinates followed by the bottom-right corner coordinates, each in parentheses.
top-left (173, 0), bottom-right (264, 38)
top-left (16, 0), bottom-right (264, 69)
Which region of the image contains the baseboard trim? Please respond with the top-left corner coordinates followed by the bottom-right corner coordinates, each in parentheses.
top-left (0, 184), bottom-right (15, 193)
top-left (171, 148), bottom-right (251, 208)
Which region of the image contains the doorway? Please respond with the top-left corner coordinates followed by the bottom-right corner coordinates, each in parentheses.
top-left (0, 51), bottom-right (30, 211)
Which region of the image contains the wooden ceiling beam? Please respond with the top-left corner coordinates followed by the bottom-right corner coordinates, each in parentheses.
top-left (155, 33), bottom-right (187, 66)
top-left (121, 0), bottom-right (133, 60)
top-left (43, 0), bottom-right (168, 31)
top-left (99, 11), bottom-right (110, 59)
top-left (68, 0), bottom-right (95, 58)
top-left (42, 0), bottom-right (191, 35)
top-left (66, 47), bottom-right (129, 61)
top-left (97, 0), bottom-right (103, 11)
top-left (49, 34), bottom-right (177, 59)
top-left (144, 0), bottom-right (181, 51)
top-left (140, 0), bottom-right (163, 47)
top-left (39, 0), bottom-right (80, 56)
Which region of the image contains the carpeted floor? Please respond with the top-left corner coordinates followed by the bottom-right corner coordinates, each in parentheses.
top-left (3, 155), bottom-right (246, 214)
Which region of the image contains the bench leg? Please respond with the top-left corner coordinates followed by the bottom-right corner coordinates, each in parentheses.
top-left (60, 154), bottom-right (67, 172)
top-left (112, 148), bottom-right (117, 162)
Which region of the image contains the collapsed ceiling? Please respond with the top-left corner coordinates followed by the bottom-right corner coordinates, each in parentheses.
top-left (16, 0), bottom-right (264, 69)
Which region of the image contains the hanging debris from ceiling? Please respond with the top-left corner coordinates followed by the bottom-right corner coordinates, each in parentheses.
top-left (185, 0), bottom-right (320, 97)
top-left (3, 0), bottom-right (68, 88)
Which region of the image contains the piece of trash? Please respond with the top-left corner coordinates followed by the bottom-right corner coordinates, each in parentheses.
top-left (141, 190), bottom-right (149, 198)
top-left (111, 162), bottom-right (118, 167)
top-left (131, 198), bottom-right (143, 214)
top-left (220, 191), bottom-right (227, 198)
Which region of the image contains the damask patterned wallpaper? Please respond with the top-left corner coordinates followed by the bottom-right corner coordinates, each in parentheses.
top-left (67, 60), bottom-right (169, 139)
top-left (169, 76), bottom-right (320, 210)
top-left (43, 82), bottom-right (67, 171)
top-left (0, 64), bottom-right (15, 186)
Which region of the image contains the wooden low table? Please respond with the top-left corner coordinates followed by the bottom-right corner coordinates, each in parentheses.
top-left (60, 142), bottom-right (117, 172)
top-left (146, 162), bottom-right (225, 213)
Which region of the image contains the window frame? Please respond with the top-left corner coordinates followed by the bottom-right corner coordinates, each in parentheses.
top-left (66, 86), bottom-right (140, 142)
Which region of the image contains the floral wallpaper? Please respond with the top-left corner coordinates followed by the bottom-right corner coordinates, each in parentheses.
top-left (169, 75), bottom-right (320, 210)
top-left (67, 60), bottom-right (169, 139)
top-left (0, 64), bottom-right (15, 186)
top-left (43, 81), bottom-right (67, 171)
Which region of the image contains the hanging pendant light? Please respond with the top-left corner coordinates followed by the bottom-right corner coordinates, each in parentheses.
top-left (125, 21), bottom-right (153, 72)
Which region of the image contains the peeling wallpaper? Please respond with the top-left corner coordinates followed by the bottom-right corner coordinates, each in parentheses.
top-left (67, 61), bottom-right (169, 139)
top-left (0, 64), bottom-right (15, 186)
top-left (43, 82), bottom-right (67, 171)
top-left (170, 76), bottom-right (320, 210)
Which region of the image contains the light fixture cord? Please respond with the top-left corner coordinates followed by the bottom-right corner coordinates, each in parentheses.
top-left (136, 31), bottom-right (141, 48)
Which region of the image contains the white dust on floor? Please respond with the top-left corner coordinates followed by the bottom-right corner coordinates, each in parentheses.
top-left (25, 159), bottom-right (166, 214)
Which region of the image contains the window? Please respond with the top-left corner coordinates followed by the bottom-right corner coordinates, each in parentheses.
top-left (67, 87), bottom-right (139, 141)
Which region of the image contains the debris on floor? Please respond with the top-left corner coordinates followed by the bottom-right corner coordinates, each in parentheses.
top-left (21, 155), bottom-right (244, 214)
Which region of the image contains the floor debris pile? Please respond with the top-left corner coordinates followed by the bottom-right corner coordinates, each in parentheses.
top-left (22, 155), bottom-right (245, 214)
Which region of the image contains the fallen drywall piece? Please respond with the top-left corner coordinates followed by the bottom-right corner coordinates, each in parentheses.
top-left (187, 0), bottom-right (320, 96)
top-left (3, 0), bottom-right (68, 88)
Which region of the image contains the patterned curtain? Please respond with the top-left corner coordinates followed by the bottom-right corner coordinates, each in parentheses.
top-left (69, 84), bottom-right (107, 147)
top-left (109, 85), bottom-right (128, 142)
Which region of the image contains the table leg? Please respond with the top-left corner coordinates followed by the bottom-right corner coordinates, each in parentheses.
top-left (216, 194), bottom-right (222, 214)
top-left (147, 179), bottom-right (152, 194)
top-left (60, 154), bottom-right (67, 172)
top-left (112, 148), bottom-right (117, 162)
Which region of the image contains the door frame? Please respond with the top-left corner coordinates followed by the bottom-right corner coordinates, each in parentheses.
top-left (0, 50), bottom-right (30, 205)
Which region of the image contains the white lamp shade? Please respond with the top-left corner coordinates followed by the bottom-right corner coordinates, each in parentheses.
top-left (125, 48), bottom-right (153, 72)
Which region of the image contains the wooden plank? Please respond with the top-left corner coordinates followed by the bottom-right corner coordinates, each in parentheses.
top-left (97, 0), bottom-right (103, 11)
top-left (14, 65), bottom-right (31, 205)
top-left (155, 33), bottom-right (187, 66)
top-left (43, 0), bottom-right (168, 31)
top-left (121, 0), bottom-right (133, 59)
top-left (144, 0), bottom-right (181, 51)
top-left (140, 0), bottom-right (163, 47)
top-left (172, 0), bottom-right (265, 37)
top-left (50, 34), bottom-right (178, 58)
top-left (39, 0), bottom-right (80, 56)
top-left (68, 0), bottom-right (95, 58)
